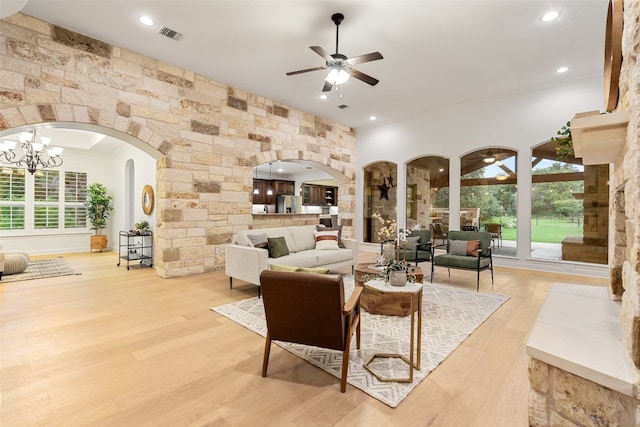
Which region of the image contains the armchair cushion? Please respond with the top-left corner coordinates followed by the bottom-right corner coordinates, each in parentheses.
top-left (268, 236), bottom-right (290, 258)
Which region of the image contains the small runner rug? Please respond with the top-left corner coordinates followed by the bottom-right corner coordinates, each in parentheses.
top-left (1, 257), bottom-right (80, 283)
top-left (211, 277), bottom-right (508, 407)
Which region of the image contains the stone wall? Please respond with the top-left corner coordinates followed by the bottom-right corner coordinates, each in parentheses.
top-left (614, 0), bottom-right (640, 371)
top-left (561, 165), bottom-right (609, 264)
top-left (528, 359), bottom-right (639, 427)
top-left (0, 13), bottom-right (356, 278)
top-left (406, 165), bottom-right (431, 230)
top-left (365, 162), bottom-right (397, 242)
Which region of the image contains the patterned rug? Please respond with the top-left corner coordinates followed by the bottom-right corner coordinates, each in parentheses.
top-left (1, 258), bottom-right (80, 283)
top-left (211, 277), bottom-right (509, 407)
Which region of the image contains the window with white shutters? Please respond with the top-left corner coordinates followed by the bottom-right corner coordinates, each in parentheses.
top-left (0, 167), bottom-right (26, 230)
top-left (0, 167), bottom-right (88, 234)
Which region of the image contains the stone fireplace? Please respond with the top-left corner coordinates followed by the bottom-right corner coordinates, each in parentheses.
top-left (527, 1), bottom-right (640, 425)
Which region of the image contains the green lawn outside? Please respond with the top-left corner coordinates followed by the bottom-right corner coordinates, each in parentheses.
top-left (488, 217), bottom-right (582, 244)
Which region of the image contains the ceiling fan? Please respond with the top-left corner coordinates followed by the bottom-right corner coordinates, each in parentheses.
top-left (286, 12), bottom-right (383, 92)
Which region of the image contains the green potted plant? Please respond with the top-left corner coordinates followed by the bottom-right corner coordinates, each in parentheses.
top-left (85, 183), bottom-right (114, 251)
top-left (551, 121), bottom-right (573, 161)
top-left (134, 219), bottom-right (149, 234)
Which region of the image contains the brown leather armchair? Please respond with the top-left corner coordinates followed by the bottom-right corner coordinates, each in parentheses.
top-left (259, 270), bottom-right (362, 392)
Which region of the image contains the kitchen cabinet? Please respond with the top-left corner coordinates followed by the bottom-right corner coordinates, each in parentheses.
top-left (252, 179), bottom-right (273, 204)
top-left (274, 180), bottom-right (295, 195)
top-left (252, 179), bottom-right (295, 204)
top-left (301, 184), bottom-right (338, 206)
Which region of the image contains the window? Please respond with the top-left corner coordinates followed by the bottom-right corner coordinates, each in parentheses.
top-left (0, 166), bottom-right (88, 234)
top-left (64, 171), bottom-right (87, 228)
top-left (0, 168), bottom-right (26, 230)
top-left (34, 170), bottom-right (60, 229)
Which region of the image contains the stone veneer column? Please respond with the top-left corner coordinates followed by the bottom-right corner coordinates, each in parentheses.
top-left (529, 359), bottom-right (638, 427)
top-left (615, 0), bottom-right (640, 371)
top-left (0, 13), bottom-right (356, 278)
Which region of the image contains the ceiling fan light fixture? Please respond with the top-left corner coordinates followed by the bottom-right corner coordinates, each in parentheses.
top-left (325, 68), bottom-right (350, 85)
top-left (483, 156), bottom-right (496, 164)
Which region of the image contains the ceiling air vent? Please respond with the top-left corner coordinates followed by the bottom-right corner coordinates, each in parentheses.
top-left (158, 26), bottom-right (183, 41)
top-left (338, 104), bottom-right (349, 109)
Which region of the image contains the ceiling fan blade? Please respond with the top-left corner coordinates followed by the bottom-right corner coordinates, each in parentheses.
top-left (346, 51), bottom-right (383, 66)
top-left (286, 65), bottom-right (326, 76)
top-left (347, 68), bottom-right (379, 86)
top-left (322, 81), bottom-right (333, 92)
top-left (310, 46), bottom-right (333, 62)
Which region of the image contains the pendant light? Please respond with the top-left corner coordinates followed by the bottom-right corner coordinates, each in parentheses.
top-left (266, 162), bottom-right (273, 195)
top-left (253, 166), bottom-right (259, 195)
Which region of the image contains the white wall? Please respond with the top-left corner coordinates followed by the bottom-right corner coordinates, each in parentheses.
top-left (109, 143), bottom-right (157, 250)
top-left (356, 76), bottom-right (609, 276)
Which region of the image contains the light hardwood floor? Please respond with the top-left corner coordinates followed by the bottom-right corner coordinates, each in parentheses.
top-left (0, 250), bottom-right (607, 426)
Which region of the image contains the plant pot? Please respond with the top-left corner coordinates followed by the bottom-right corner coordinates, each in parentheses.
top-left (90, 235), bottom-right (107, 252)
top-left (388, 270), bottom-right (407, 287)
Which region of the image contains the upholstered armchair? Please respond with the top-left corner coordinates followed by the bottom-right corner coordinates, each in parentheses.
top-left (259, 270), bottom-right (362, 392)
top-left (431, 230), bottom-right (493, 291)
top-left (396, 229), bottom-right (432, 265)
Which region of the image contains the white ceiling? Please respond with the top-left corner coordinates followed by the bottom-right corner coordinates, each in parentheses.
top-left (14, 0), bottom-right (607, 132)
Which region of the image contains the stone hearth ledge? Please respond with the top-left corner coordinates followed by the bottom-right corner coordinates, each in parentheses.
top-left (526, 283), bottom-right (637, 396)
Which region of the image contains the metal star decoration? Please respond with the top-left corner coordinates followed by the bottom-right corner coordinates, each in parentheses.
top-left (378, 181), bottom-right (390, 200)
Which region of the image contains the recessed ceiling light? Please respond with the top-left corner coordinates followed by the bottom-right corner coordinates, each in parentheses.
top-left (542, 11), bottom-right (559, 22)
top-left (319, 94), bottom-right (327, 100)
top-left (369, 116), bottom-right (376, 121)
top-left (139, 16), bottom-right (154, 26)
top-left (556, 66), bottom-right (569, 74)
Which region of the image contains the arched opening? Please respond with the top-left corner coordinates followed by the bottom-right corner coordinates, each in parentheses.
top-left (0, 123), bottom-right (161, 255)
top-left (460, 148), bottom-right (518, 255)
top-left (251, 159), bottom-right (349, 224)
top-left (406, 155), bottom-right (450, 241)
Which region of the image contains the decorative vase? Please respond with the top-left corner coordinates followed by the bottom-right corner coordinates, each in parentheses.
top-left (388, 270), bottom-right (407, 287)
top-left (382, 241), bottom-right (395, 264)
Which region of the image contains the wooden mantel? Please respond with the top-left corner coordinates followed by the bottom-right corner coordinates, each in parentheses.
top-left (571, 110), bottom-right (630, 165)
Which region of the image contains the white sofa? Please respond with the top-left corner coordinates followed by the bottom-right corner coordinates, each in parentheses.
top-left (225, 225), bottom-right (358, 295)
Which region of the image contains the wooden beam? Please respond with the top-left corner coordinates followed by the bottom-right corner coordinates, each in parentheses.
top-left (460, 171), bottom-right (584, 186)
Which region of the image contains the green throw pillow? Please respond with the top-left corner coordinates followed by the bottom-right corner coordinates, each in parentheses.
top-left (267, 236), bottom-right (290, 258)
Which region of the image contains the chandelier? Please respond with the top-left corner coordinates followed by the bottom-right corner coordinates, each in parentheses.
top-left (0, 130), bottom-right (64, 174)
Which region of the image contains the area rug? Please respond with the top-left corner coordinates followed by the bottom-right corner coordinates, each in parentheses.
top-left (211, 277), bottom-right (509, 407)
top-left (1, 257), bottom-right (80, 283)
